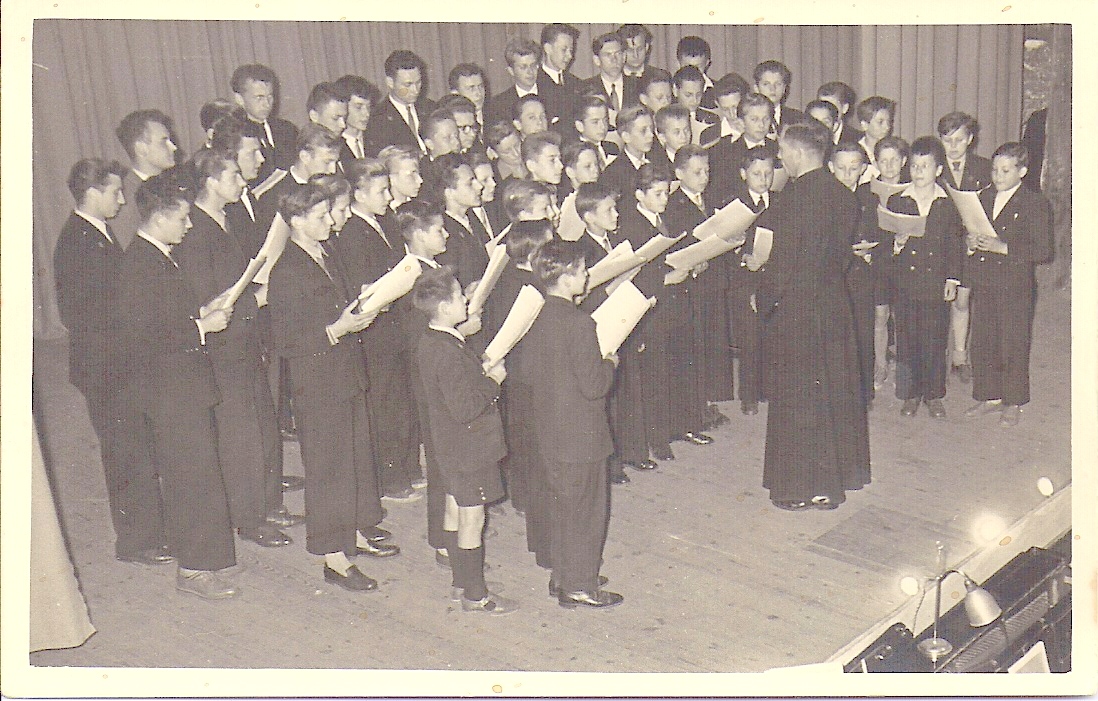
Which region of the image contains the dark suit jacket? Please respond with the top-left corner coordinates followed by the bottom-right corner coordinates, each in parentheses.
top-left (111, 237), bottom-right (219, 411)
top-left (363, 96), bottom-right (432, 158)
top-left (774, 105), bottom-right (806, 132)
top-left (254, 169), bottom-right (305, 238)
top-left (966, 185), bottom-right (1053, 290)
top-left (941, 153), bottom-right (992, 192)
top-left (225, 189), bottom-right (265, 258)
top-left (413, 328), bottom-right (506, 476)
top-left (250, 116), bottom-right (299, 185)
top-left (329, 211), bottom-right (405, 356)
top-left (617, 204), bottom-right (683, 338)
top-left (486, 86), bottom-right (533, 128)
top-left (266, 241), bottom-right (368, 404)
top-left (437, 212), bottom-right (490, 289)
top-left (579, 75), bottom-right (640, 112)
top-left (887, 190), bottom-right (965, 301)
top-left (708, 136), bottom-right (781, 208)
top-left (53, 213), bottom-right (126, 392)
top-left (537, 67), bottom-right (582, 126)
top-left (597, 151), bottom-right (644, 204)
top-left (519, 296), bottom-right (615, 463)
top-left (172, 208), bottom-right (262, 360)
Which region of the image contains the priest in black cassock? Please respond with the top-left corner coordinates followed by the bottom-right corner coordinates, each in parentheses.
top-left (754, 121), bottom-right (870, 511)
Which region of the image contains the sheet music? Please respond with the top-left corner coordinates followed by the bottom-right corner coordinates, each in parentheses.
top-left (481, 284), bottom-right (545, 365)
top-left (664, 230), bottom-right (746, 270)
top-left (556, 191), bottom-right (585, 241)
top-left (944, 183), bottom-right (998, 239)
top-left (466, 245), bottom-right (510, 317)
top-left (870, 178), bottom-right (908, 205)
top-left (357, 254), bottom-right (423, 315)
top-left (586, 241), bottom-right (642, 290)
top-left (876, 205), bottom-right (928, 238)
top-left (590, 280), bottom-right (654, 357)
top-left (692, 198), bottom-right (759, 241)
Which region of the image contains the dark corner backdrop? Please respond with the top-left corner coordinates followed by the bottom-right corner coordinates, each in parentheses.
top-left (30, 21), bottom-right (1063, 337)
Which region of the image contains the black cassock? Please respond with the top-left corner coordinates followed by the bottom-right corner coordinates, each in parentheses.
top-left (755, 167), bottom-right (871, 504)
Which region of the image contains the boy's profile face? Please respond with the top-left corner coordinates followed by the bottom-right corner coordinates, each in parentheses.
top-left (389, 158), bottom-right (422, 199)
top-left (807, 106), bottom-right (836, 132)
top-left (576, 104), bottom-right (610, 143)
top-left (636, 181), bottom-right (670, 215)
top-left (426, 119), bottom-right (461, 157)
top-left (621, 115), bottom-right (655, 154)
top-left (991, 154), bottom-right (1026, 192)
top-left (235, 78), bottom-right (275, 122)
top-left (876, 147), bottom-right (906, 182)
top-left (741, 158), bottom-right (775, 195)
top-left (347, 95), bottom-right (372, 132)
top-left (676, 155), bottom-right (709, 194)
top-left (473, 164), bottom-right (497, 203)
top-left (329, 194), bottom-right (352, 233)
top-left (357, 176), bottom-right (392, 216)
top-left (418, 216), bottom-right (449, 256)
top-left (639, 82), bottom-right (673, 114)
top-left (819, 94), bottom-right (847, 117)
top-left (236, 136), bottom-right (265, 181)
top-left (491, 133), bottom-right (523, 167)
top-left (514, 102), bottom-right (549, 137)
top-left (301, 146), bottom-right (340, 177)
top-left (310, 99), bottom-right (348, 136)
top-left (543, 34), bottom-right (575, 72)
top-left (292, 200), bottom-right (333, 243)
top-left (90, 173), bottom-right (126, 219)
top-left (586, 197), bottom-right (619, 233)
top-left (209, 162), bottom-right (247, 205)
top-left (139, 122), bottom-right (179, 172)
top-left (566, 148), bottom-right (601, 186)
top-left (755, 70), bottom-right (787, 106)
top-left (741, 104), bottom-right (773, 142)
top-left (908, 153), bottom-right (942, 188)
top-left (521, 194), bottom-right (553, 222)
top-left (658, 116), bottom-right (692, 152)
top-left (830, 151), bottom-right (866, 191)
top-left (862, 109), bottom-right (892, 142)
top-left (674, 79), bottom-right (705, 113)
top-left (526, 144), bottom-right (563, 185)
top-left (448, 164), bottom-right (484, 210)
top-left (940, 126), bottom-right (974, 162)
top-left (508, 53), bottom-right (539, 91)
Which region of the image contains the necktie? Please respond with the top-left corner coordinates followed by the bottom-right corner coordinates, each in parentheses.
top-left (241, 189), bottom-right (256, 223)
top-left (692, 193), bottom-right (705, 213)
top-left (351, 135), bottom-right (364, 159)
top-left (608, 84), bottom-right (619, 112)
top-left (474, 207), bottom-right (494, 239)
top-left (655, 213), bottom-right (666, 235)
top-left (596, 144), bottom-right (607, 170)
top-left (406, 105), bottom-right (419, 136)
top-left (601, 234), bottom-right (612, 252)
top-left (103, 222), bottom-right (116, 246)
top-left (264, 121), bottom-right (275, 148)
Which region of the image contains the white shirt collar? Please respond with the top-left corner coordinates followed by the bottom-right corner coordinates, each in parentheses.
top-left (74, 210), bottom-right (112, 242)
top-left (541, 63), bottom-right (562, 84)
top-left (993, 183), bottom-right (1022, 214)
top-left (899, 182), bottom-right (948, 201)
top-left (405, 245), bottom-right (441, 269)
top-left (136, 230), bottom-right (174, 259)
top-left (428, 323), bottom-right (466, 343)
top-left (624, 148), bottom-right (648, 170)
top-left (290, 234), bottom-right (327, 263)
top-left (636, 203), bottom-right (660, 228)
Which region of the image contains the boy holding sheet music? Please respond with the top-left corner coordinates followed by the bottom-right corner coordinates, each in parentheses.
top-left (520, 240), bottom-right (623, 609)
top-left (962, 142), bottom-right (1052, 427)
top-left (410, 267), bottom-right (517, 615)
top-left (885, 137), bottom-right (964, 419)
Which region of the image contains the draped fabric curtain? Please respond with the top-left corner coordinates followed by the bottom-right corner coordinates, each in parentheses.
top-left (31, 20), bottom-right (1026, 338)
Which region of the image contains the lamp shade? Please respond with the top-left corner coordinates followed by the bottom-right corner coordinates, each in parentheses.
top-left (963, 579), bottom-right (1003, 627)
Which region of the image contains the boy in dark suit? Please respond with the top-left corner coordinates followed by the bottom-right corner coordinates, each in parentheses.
top-left (963, 143), bottom-right (1053, 427)
top-left (618, 24), bottom-right (671, 83)
top-left (885, 137), bottom-right (964, 419)
top-left (486, 39), bottom-right (542, 129)
top-left (855, 96), bottom-right (897, 183)
top-left (412, 267), bottom-right (517, 614)
top-left (429, 154), bottom-right (489, 288)
top-left (938, 111), bottom-right (993, 385)
top-left (753, 60), bottom-right (805, 135)
top-left (112, 110), bottom-right (180, 248)
top-left (672, 66), bottom-right (718, 146)
top-left (707, 93), bottom-right (779, 209)
top-left (306, 81), bottom-right (348, 140)
top-left (637, 72), bottom-right (674, 118)
top-left (573, 94), bottom-right (619, 170)
top-left (449, 63), bottom-right (489, 131)
top-left (55, 158), bottom-right (171, 566)
top-left (538, 23), bottom-right (582, 128)
top-left (651, 105), bottom-right (693, 173)
top-left (332, 74), bottom-right (381, 167)
top-left (266, 183), bottom-right (399, 592)
top-left (364, 50), bottom-right (432, 157)
top-left (231, 64), bottom-right (299, 183)
top-left (699, 72), bottom-right (749, 147)
top-left (598, 105), bottom-right (655, 207)
top-left (817, 81), bottom-right (862, 145)
top-left (522, 240), bottom-right (623, 609)
top-left (521, 131), bottom-right (564, 207)
top-left (111, 175), bottom-right (239, 597)
top-left (581, 32), bottom-right (638, 130)
top-left (674, 36), bottom-right (717, 110)
top-left (254, 124), bottom-right (341, 235)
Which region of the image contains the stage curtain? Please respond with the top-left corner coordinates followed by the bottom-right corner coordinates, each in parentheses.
top-left (31, 20), bottom-right (1025, 338)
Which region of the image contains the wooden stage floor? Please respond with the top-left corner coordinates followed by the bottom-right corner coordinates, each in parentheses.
top-left (24, 276), bottom-right (1074, 691)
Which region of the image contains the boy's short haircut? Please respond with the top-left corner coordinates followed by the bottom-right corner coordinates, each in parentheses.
top-left (504, 38), bottom-right (541, 68)
top-left (591, 31), bottom-right (623, 56)
top-left (190, 146), bottom-right (237, 185)
top-left (541, 23), bottom-right (579, 48)
top-left (909, 136), bottom-right (946, 167)
top-left (448, 63), bottom-right (487, 92)
top-left (396, 200), bottom-right (443, 241)
top-left (378, 144), bottom-right (421, 172)
top-left (618, 23), bottom-right (652, 44)
top-left (412, 265), bottom-right (460, 314)
top-left (533, 238), bottom-right (585, 287)
top-left (384, 50), bottom-right (426, 79)
top-left (672, 65), bottom-right (705, 91)
top-left (782, 121), bottom-right (832, 161)
top-left (804, 99), bottom-right (839, 124)
top-left (633, 163), bottom-right (673, 194)
top-left (484, 120), bottom-right (519, 150)
top-left (333, 74), bottom-right (381, 106)
top-left (344, 158), bottom-right (390, 191)
top-left (655, 104), bottom-right (690, 133)
top-left (740, 145), bottom-right (776, 172)
top-left (424, 153), bottom-right (471, 196)
top-left (136, 170), bottom-right (193, 223)
top-left (511, 94), bottom-right (546, 123)
top-left (675, 36), bottom-right (711, 62)
top-left (753, 59), bottom-right (792, 85)
top-left (295, 123), bottom-right (340, 158)
top-left (713, 72), bottom-right (750, 100)
top-left (856, 96), bottom-right (897, 124)
top-left (436, 93), bottom-right (477, 119)
top-left (874, 135), bottom-right (910, 161)
top-left (576, 92), bottom-right (610, 121)
top-left (673, 144), bottom-right (708, 171)
top-left (116, 109), bottom-right (174, 161)
top-left (309, 172), bottom-right (353, 201)
top-left (738, 92), bottom-right (775, 119)
top-left (831, 140), bottom-right (867, 164)
top-left (575, 181), bottom-right (620, 220)
top-left (638, 72), bottom-right (673, 97)
top-left (200, 98), bottom-right (244, 133)
top-left (421, 109), bottom-right (457, 141)
top-left (817, 81), bottom-right (856, 110)
top-left (617, 105), bottom-right (652, 135)
top-left (501, 178), bottom-right (551, 221)
top-left (466, 149), bottom-right (492, 170)
top-left (68, 158), bottom-right (127, 201)
top-left (937, 111), bottom-right (979, 139)
top-left (992, 141), bottom-right (1029, 169)
top-left (306, 81), bottom-right (346, 116)
top-left (231, 63), bottom-right (277, 94)
top-left (505, 218), bottom-right (554, 261)
top-left (278, 181), bottom-right (329, 222)
top-left (561, 139), bottom-right (598, 170)
top-left (521, 130), bottom-right (562, 164)
top-left (210, 116), bottom-right (261, 154)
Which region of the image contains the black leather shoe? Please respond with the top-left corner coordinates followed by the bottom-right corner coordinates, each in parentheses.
top-left (811, 496), bottom-right (840, 511)
top-left (364, 526), bottom-right (391, 544)
top-left (558, 589), bottom-right (624, 609)
top-left (266, 506), bottom-right (305, 528)
top-left (550, 575), bottom-right (608, 597)
top-left (116, 545), bottom-right (175, 566)
top-left (280, 475), bottom-right (305, 492)
top-left (435, 549), bottom-right (450, 569)
top-left (323, 564), bottom-right (378, 592)
top-left (651, 444), bottom-right (675, 461)
top-left (610, 471), bottom-right (631, 485)
top-left (238, 524), bottom-right (292, 547)
top-left (680, 431), bottom-right (714, 446)
top-left (772, 499), bottom-right (811, 511)
top-left (741, 400), bottom-right (759, 415)
top-left (357, 540), bottom-right (400, 558)
top-left (900, 398), bottom-right (920, 417)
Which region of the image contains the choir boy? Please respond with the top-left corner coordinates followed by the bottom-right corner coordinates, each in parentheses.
top-left (231, 63), bottom-right (299, 181)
